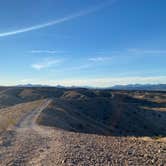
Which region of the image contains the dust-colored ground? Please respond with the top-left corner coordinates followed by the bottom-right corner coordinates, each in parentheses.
top-left (0, 125), bottom-right (166, 165)
top-left (0, 99), bottom-right (165, 166)
top-left (0, 87), bottom-right (166, 165)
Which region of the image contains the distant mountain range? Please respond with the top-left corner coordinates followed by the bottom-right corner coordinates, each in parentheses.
top-left (13, 83), bottom-right (166, 91)
top-left (16, 84), bottom-right (52, 88)
top-left (111, 84), bottom-right (166, 91)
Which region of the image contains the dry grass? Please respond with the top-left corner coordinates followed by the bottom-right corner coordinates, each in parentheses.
top-left (0, 115), bottom-right (16, 132)
top-left (0, 99), bottom-right (44, 132)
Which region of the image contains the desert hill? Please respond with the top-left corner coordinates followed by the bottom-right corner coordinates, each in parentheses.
top-left (0, 87), bottom-right (165, 137)
top-left (37, 89), bottom-right (166, 137)
top-left (0, 87), bottom-right (166, 165)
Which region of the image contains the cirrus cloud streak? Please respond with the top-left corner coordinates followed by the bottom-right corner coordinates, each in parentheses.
top-left (31, 58), bottom-right (62, 70)
top-left (0, 1), bottom-right (115, 37)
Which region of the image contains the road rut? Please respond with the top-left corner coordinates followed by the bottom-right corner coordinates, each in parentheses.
top-left (0, 99), bottom-right (56, 166)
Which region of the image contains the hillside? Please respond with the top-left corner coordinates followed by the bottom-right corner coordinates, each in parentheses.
top-left (0, 87), bottom-right (166, 137)
top-left (0, 87), bottom-right (166, 165)
top-left (37, 89), bottom-right (166, 137)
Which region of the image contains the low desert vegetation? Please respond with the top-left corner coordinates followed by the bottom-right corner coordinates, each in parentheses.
top-left (0, 87), bottom-right (165, 166)
top-left (0, 99), bottom-right (45, 133)
top-left (37, 89), bottom-right (166, 137)
top-left (0, 115), bottom-right (16, 132)
top-left (0, 87), bottom-right (166, 137)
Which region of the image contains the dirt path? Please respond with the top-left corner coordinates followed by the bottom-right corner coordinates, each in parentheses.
top-left (16, 99), bottom-right (51, 129)
top-left (0, 99), bottom-right (59, 166)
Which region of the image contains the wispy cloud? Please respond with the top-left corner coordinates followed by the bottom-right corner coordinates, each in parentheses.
top-left (89, 56), bottom-right (112, 62)
top-left (30, 50), bottom-right (64, 54)
top-left (31, 58), bottom-right (62, 70)
top-left (69, 64), bottom-right (92, 70)
top-left (52, 76), bottom-right (166, 87)
top-left (19, 76), bottom-right (166, 87)
top-left (0, 1), bottom-right (115, 37)
top-left (3, 75), bottom-right (166, 87)
top-left (20, 78), bottom-right (34, 83)
top-left (58, 57), bottom-right (112, 72)
top-left (52, 56), bottom-right (112, 73)
top-left (128, 48), bottom-right (166, 54)
top-left (95, 48), bottom-right (166, 56)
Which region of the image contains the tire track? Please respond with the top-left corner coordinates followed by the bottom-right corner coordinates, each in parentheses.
top-left (0, 99), bottom-right (53, 166)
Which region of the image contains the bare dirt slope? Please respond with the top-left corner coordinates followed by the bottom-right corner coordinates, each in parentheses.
top-left (0, 99), bottom-right (55, 165)
top-left (0, 88), bottom-right (166, 165)
top-left (1, 101), bottom-right (165, 166)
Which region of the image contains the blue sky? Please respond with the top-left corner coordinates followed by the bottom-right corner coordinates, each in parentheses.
top-left (0, 0), bottom-right (166, 87)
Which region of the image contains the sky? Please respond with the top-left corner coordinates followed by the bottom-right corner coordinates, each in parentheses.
top-left (0, 0), bottom-right (166, 87)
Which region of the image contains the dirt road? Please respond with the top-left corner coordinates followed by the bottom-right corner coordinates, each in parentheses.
top-left (0, 99), bottom-right (58, 166)
top-left (16, 99), bottom-right (51, 129)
